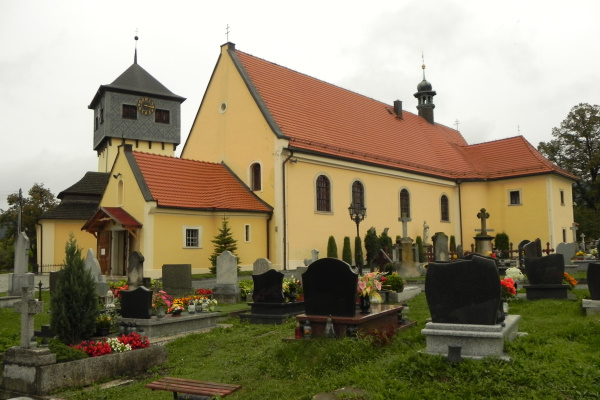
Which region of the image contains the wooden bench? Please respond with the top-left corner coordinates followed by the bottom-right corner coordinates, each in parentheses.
top-left (146, 377), bottom-right (241, 399)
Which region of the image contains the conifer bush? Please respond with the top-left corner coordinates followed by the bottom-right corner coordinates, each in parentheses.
top-left (416, 236), bottom-right (425, 262)
top-left (327, 236), bottom-right (338, 258)
top-left (354, 236), bottom-right (364, 273)
top-left (209, 217), bottom-right (241, 274)
top-left (364, 227), bottom-right (380, 267)
top-left (342, 236), bottom-right (352, 265)
top-left (51, 235), bottom-right (99, 345)
top-left (495, 232), bottom-right (510, 258)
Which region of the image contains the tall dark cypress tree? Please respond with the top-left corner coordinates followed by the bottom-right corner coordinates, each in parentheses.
top-left (51, 235), bottom-right (99, 345)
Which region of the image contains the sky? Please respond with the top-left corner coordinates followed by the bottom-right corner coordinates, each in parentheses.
top-left (1, 0), bottom-right (599, 211)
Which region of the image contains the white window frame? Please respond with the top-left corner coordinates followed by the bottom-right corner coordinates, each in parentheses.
top-left (183, 226), bottom-right (202, 248)
top-left (244, 224), bottom-right (251, 242)
top-left (509, 189), bottom-right (522, 206)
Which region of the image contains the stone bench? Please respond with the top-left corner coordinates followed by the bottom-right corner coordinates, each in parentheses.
top-left (146, 376), bottom-right (241, 399)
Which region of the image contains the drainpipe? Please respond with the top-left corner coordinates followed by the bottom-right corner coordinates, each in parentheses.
top-left (456, 179), bottom-right (463, 248)
top-left (36, 221), bottom-right (43, 274)
top-left (281, 151), bottom-right (294, 270)
top-left (266, 213), bottom-right (272, 261)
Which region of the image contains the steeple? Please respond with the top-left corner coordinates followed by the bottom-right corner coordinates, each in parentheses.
top-left (413, 56), bottom-right (436, 124)
top-left (134, 33), bottom-right (138, 64)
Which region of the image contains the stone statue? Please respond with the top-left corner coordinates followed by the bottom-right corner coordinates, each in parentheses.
top-left (423, 221), bottom-right (430, 244)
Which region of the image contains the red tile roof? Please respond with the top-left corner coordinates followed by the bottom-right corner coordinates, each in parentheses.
top-left (130, 151), bottom-right (273, 212)
top-left (233, 48), bottom-right (575, 181)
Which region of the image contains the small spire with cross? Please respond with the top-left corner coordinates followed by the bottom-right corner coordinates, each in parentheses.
top-left (225, 24), bottom-right (231, 42)
top-left (134, 29), bottom-right (139, 64)
top-left (454, 119), bottom-right (460, 131)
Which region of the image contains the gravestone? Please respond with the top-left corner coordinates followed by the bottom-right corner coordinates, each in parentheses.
top-left (303, 249), bottom-right (320, 266)
top-left (432, 232), bottom-right (449, 261)
top-left (425, 255), bottom-right (501, 325)
top-left (517, 239), bottom-right (531, 268)
top-left (162, 264), bottom-right (192, 296)
top-left (556, 242), bottom-right (578, 267)
top-left (474, 208), bottom-right (494, 255)
top-left (252, 269), bottom-right (285, 303)
top-left (14, 286), bottom-right (44, 348)
top-left (253, 258), bottom-right (272, 275)
top-left (523, 254), bottom-right (569, 300)
top-left (128, 251), bottom-right (144, 289)
top-left (9, 231), bottom-right (34, 296)
top-left (523, 239), bottom-right (542, 258)
top-left (212, 251), bottom-right (241, 303)
top-left (423, 221), bottom-right (430, 245)
top-left (588, 263), bottom-right (600, 300)
top-left (85, 249), bottom-right (109, 297)
top-left (120, 286), bottom-right (153, 319)
top-left (302, 258), bottom-right (357, 317)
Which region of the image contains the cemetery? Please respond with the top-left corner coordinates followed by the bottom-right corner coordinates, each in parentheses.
top-left (1, 219), bottom-right (600, 399)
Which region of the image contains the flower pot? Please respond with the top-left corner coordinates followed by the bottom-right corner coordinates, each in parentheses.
top-left (172, 309), bottom-right (182, 316)
top-left (96, 327), bottom-right (110, 337)
top-left (188, 303), bottom-right (196, 314)
top-left (156, 307), bottom-right (166, 319)
top-left (359, 295), bottom-right (371, 314)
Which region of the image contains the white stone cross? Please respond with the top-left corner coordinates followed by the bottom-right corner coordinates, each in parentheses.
top-left (13, 286), bottom-right (43, 348)
top-left (399, 213), bottom-right (410, 238)
top-left (570, 223), bottom-right (579, 243)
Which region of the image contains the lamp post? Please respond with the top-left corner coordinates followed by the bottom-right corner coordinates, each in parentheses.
top-left (348, 203), bottom-right (366, 238)
top-left (349, 203), bottom-right (366, 274)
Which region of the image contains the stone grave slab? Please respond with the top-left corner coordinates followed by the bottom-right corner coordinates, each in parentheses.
top-left (162, 264), bottom-right (192, 296)
top-left (252, 258), bottom-right (271, 275)
top-left (302, 258), bottom-right (357, 317)
top-left (432, 232), bottom-right (449, 261)
top-left (523, 254), bottom-right (569, 300)
top-left (120, 286), bottom-right (152, 319)
top-left (587, 262), bottom-right (600, 300)
top-left (128, 251), bottom-right (144, 289)
top-left (556, 242), bottom-right (577, 265)
top-left (212, 251), bottom-right (241, 304)
top-left (425, 256), bottom-right (501, 325)
top-left (252, 269), bottom-right (285, 303)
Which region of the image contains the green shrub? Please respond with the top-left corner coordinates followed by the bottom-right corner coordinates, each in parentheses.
top-left (364, 228), bottom-right (380, 266)
top-left (450, 235), bottom-right (456, 252)
top-left (385, 272), bottom-right (404, 292)
top-left (48, 338), bottom-right (88, 362)
top-left (383, 263), bottom-right (394, 274)
top-left (327, 236), bottom-right (338, 258)
top-left (354, 236), bottom-right (364, 272)
top-left (238, 279), bottom-right (253, 300)
top-left (50, 235), bottom-right (99, 345)
top-left (342, 237), bottom-right (352, 265)
top-left (495, 232), bottom-right (510, 259)
top-left (416, 236), bottom-right (425, 262)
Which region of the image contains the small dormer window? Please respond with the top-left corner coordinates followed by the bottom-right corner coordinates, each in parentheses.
top-left (155, 109), bottom-right (170, 124)
top-left (122, 105), bottom-right (137, 120)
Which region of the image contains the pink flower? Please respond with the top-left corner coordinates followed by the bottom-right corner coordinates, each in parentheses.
top-left (359, 281), bottom-right (367, 291)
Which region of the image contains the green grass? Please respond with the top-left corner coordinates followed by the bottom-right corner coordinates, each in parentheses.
top-left (2, 290), bottom-right (600, 399)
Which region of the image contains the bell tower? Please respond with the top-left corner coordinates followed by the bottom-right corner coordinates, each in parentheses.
top-left (413, 59), bottom-right (436, 124)
top-left (88, 36), bottom-right (186, 173)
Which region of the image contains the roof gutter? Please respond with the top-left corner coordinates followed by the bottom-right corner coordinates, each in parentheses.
top-left (281, 151), bottom-right (294, 270)
top-left (456, 179), bottom-right (463, 249)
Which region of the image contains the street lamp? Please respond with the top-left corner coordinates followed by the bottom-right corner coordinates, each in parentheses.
top-left (348, 203), bottom-right (366, 238)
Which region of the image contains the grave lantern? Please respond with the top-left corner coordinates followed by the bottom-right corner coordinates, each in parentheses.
top-left (105, 289), bottom-right (115, 310)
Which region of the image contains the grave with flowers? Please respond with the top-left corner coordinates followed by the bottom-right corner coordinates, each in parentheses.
top-left (294, 258), bottom-right (413, 339)
top-left (421, 255), bottom-right (525, 360)
top-left (523, 254), bottom-right (571, 300)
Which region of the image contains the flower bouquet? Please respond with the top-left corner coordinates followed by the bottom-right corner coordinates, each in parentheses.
top-left (505, 267), bottom-right (525, 283)
top-left (500, 277), bottom-right (517, 301)
top-left (563, 272), bottom-right (578, 289)
top-left (152, 290), bottom-right (173, 311)
top-left (357, 272), bottom-right (383, 302)
top-left (169, 298), bottom-right (185, 315)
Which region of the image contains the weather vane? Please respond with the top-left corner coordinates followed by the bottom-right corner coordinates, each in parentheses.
top-left (454, 119), bottom-right (460, 131)
top-left (225, 24), bottom-right (230, 41)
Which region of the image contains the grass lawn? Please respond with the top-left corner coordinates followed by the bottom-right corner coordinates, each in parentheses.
top-left (1, 288), bottom-right (596, 399)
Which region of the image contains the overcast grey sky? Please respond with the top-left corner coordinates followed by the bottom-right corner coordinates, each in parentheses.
top-left (1, 0), bottom-right (598, 211)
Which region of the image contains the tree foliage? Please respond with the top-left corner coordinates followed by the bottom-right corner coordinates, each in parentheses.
top-left (209, 216), bottom-right (240, 274)
top-left (327, 236), bottom-right (338, 258)
top-left (538, 103), bottom-right (600, 238)
top-left (342, 237), bottom-right (352, 265)
top-left (0, 183), bottom-right (58, 269)
top-left (354, 236), bottom-right (364, 273)
top-left (50, 235), bottom-right (99, 345)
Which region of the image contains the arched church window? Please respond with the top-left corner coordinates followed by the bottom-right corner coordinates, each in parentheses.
top-left (400, 189), bottom-right (410, 218)
top-left (440, 194), bottom-right (449, 222)
top-left (316, 175), bottom-right (331, 212)
top-left (351, 181), bottom-right (364, 210)
top-left (251, 163), bottom-right (261, 191)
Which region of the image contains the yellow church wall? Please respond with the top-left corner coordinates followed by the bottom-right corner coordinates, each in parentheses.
top-left (36, 220), bottom-right (98, 268)
top-left (97, 139), bottom-right (175, 173)
top-left (284, 154), bottom-right (460, 267)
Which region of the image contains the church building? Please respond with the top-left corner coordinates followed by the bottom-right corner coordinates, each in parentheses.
top-left (37, 41), bottom-right (576, 277)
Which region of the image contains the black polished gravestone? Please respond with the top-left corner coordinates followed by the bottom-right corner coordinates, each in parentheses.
top-left (120, 286), bottom-right (153, 319)
top-left (252, 269), bottom-right (285, 303)
top-left (239, 269), bottom-right (304, 324)
top-left (587, 263), bottom-right (600, 300)
top-left (425, 255), bottom-right (501, 325)
top-left (302, 258), bottom-right (358, 317)
top-left (523, 254), bottom-right (569, 300)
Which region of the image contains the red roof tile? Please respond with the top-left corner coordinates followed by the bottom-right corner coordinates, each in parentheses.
top-left (130, 151), bottom-right (273, 212)
top-left (233, 49), bottom-right (575, 181)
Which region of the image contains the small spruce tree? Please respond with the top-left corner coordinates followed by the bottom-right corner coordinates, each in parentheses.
top-left (327, 236), bottom-right (338, 258)
top-left (495, 232), bottom-right (510, 259)
top-left (342, 237), bottom-right (353, 265)
top-left (416, 236), bottom-right (425, 263)
top-left (354, 236), bottom-right (364, 274)
top-left (450, 235), bottom-right (457, 253)
top-left (51, 235), bottom-right (99, 345)
top-left (364, 227), bottom-right (380, 267)
top-left (209, 217), bottom-right (241, 274)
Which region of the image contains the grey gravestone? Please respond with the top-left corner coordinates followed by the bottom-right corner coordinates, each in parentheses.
top-left (524, 254), bottom-right (564, 285)
top-left (213, 251), bottom-right (241, 303)
top-left (252, 269), bottom-right (285, 303)
top-left (127, 251), bottom-right (144, 289)
top-left (9, 232), bottom-right (34, 296)
top-left (120, 286), bottom-right (153, 319)
top-left (253, 258), bottom-right (272, 275)
top-left (14, 286), bottom-right (44, 348)
top-left (456, 244), bottom-right (464, 258)
top-left (162, 264), bottom-right (192, 296)
top-left (588, 263), bottom-right (600, 300)
top-left (432, 232), bottom-right (449, 261)
top-left (556, 242), bottom-right (577, 265)
top-left (425, 255), bottom-right (501, 325)
top-left (302, 258), bottom-right (357, 317)
top-left (85, 249), bottom-right (109, 297)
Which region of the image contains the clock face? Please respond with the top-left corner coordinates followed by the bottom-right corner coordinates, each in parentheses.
top-left (137, 97), bottom-right (155, 115)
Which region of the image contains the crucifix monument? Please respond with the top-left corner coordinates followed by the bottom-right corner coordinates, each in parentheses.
top-left (570, 223), bottom-right (579, 243)
top-left (474, 208), bottom-right (493, 255)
